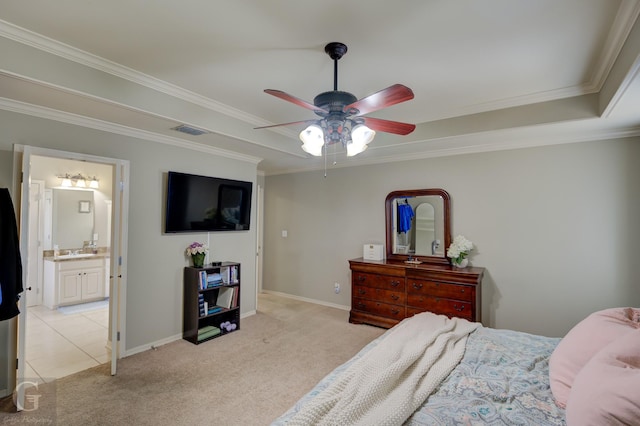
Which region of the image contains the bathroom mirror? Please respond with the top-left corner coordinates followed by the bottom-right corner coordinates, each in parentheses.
top-left (385, 189), bottom-right (451, 265)
top-left (52, 188), bottom-right (95, 250)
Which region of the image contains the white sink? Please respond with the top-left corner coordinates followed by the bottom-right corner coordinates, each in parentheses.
top-left (56, 253), bottom-right (97, 260)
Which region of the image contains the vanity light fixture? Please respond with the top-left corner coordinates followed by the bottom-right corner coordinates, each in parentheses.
top-left (57, 173), bottom-right (99, 189)
top-left (60, 174), bottom-right (73, 187)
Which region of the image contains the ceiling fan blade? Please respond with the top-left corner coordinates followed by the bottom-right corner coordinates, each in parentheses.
top-left (254, 119), bottom-right (317, 130)
top-left (345, 84), bottom-right (414, 116)
top-left (264, 89), bottom-right (328, 113)
top-left (361, 117), bottom-right (416, 135)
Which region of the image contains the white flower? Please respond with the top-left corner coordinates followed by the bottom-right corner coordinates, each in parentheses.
top-left (447, 235), bottom-right (474, 264)
top-left (186, 242), bottom-right (208, 256)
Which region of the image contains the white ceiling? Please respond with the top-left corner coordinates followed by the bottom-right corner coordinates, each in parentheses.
top-left (1, 0), bottom-right (639, 174)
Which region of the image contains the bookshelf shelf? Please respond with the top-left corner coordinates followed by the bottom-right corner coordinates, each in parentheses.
top-left (183, 262), bottom-right (241, 344)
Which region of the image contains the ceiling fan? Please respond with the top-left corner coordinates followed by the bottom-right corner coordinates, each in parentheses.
top-left (256, 42), bottom-right (416, 157)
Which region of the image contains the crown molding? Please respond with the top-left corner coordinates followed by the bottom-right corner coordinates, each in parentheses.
top-left (0, 19), bottom-right (286, 133)
top-left (3, 2), bottom-right (637, 131)
top-left (266, 122), bottom-right (640, 176)
top-left (587, 0), bottom-right (640, 92)
top-left (0, 97), bottom-right (262, 165)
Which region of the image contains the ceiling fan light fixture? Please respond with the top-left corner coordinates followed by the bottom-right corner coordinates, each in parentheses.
top-left (258, 42), bottom-right (415, 163)
top-left (351, 124), bottom-right (375, 146)
top-left (300, 124), bottom-right (325, 156)
top-left (347, 139), bottom-right (368, 157)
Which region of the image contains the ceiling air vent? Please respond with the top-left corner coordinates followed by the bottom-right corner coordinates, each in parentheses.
top-left (171, 124), bottom-right (211, 136)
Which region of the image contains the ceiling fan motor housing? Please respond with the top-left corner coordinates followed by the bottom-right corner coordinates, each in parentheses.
top-left (313, 91), bottom-right (358, 116)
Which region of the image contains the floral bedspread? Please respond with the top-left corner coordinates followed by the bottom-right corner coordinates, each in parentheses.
top-left (272, 326), bottom-right (565, 425)
top-left (406, 327), bottom-right (565, 425)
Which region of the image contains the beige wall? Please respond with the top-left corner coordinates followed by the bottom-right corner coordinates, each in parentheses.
top-left (263, 138), bottom-right (640, 337)
top-left (0, 110), bottom-right (258, 352)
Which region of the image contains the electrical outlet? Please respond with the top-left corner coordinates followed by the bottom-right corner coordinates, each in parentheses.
top-left (334, 282), bottom-right (341, 294)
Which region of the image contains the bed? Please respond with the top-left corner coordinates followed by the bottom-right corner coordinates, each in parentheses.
top-left (272, 307), bottom-right (640, 426)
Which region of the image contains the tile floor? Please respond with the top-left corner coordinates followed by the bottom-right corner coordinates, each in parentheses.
top-left (24, 302), bottom-right (110, 383)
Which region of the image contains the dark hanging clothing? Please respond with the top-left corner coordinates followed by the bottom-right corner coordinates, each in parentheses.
top-left (0, 188), bottom-right (23, 321)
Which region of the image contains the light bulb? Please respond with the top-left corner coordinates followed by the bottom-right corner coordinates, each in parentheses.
top-left (299, 125), bottom-right (324, 157)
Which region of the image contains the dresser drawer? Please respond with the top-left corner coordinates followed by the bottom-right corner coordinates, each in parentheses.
top-left (407, 296), bottom-right (473, 321)
top-left (407, 279), bottom-right (473, 302)
top-left (353, 285), bottom-right (405, 305)
top-left (353, 297), bottom-right (405, 320)
top-left (352, 272), bottom-right (405, 291)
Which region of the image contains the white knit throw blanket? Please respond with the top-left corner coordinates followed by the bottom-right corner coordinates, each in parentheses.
top-left (286, 312), bottom-right (480, 426)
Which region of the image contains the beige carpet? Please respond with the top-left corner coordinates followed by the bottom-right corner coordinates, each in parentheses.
top-left (0, 293), bottom-right (385, 425)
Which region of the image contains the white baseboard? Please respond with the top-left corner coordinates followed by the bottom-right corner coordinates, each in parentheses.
top-left (261, 290), bottom-right (350, 311)
top-left (124, 333), bottom-right (182, 357)
top-left (124, 311), bottom-right (256, 357)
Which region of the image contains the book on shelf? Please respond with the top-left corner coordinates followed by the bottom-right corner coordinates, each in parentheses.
top-left (207, 272), bottom-right (222, 283)
top-left (217, 287), bottom-right (234, 309)
top-left (197, 325), bottom-right (221, 341)
top-left (205, 272), bottom-right (222, 288)
top-left (221, 267), bottom-right (230, 284)
top-left (198, 294), bottom-right (205, 317)
top-left (199, 270), bottom-right (207, 289)
top-left (232, 287), bottom-right (239, 308)
top-left (208, 306), bottom-right (223, 315)
top-left (230, 265), bottom-right (238, 283)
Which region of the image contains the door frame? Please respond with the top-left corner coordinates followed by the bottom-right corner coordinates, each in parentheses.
top-left (13, 145), bottom-right (129, 409)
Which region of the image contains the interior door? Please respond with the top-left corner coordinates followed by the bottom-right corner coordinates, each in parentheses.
top-left (16, 146), bottom-right (32, 411)
top-left (26, 180), bottom-right (45, 307)
top-left (110, 160), bottom-right (129, 375)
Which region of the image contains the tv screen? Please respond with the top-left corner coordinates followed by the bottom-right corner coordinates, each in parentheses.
top-left (165, 171), bottom-right (253, 233)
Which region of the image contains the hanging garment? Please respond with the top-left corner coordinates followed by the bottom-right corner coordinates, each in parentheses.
top-left (397, 203), bottom-right (415, 233)
top-left (0, 188), bottom-right (23, 321)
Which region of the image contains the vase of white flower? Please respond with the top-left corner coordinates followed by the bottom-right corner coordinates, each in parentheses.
top-left (186, 242), bottom-right (208, 268)
top-left (447, 235), bottom-right (473, 268)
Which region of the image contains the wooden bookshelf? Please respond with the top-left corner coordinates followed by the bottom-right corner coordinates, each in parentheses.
top-left (183, 262), bottom-right (240, 344)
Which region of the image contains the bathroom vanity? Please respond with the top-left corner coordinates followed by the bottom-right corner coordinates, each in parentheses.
top-left (43, 256), bottom-right (107, 309)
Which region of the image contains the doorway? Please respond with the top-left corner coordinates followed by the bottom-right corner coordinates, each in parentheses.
top-left (14, 145), bottom-right (129, 409)
top-left (25, 156), bottom-right (113, 382)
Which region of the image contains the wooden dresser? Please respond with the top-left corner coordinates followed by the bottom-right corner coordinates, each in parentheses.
top-left (349, 258), bottom-right (484, 328)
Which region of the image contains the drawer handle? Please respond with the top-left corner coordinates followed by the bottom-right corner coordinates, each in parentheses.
top-left (357, 302), bottom-right (366, 309)
top-left (412, 282), bottom-right (423, 290)
top-left (453, 304), bottom-right (465, 312)
top-left (391, 294), bottom-right (399, 301)
top-left (390, 309), bottom-right (400, 315)
top-left (390, 280), bottom-right (400, 287)
top-left (358, 288), bottom-right (366, 295)
top-left (358, 275), bottom-right (366, 282)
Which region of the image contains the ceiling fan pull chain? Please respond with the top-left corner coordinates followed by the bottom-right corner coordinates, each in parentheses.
top-left (324, 143), bottom-right (327, 178)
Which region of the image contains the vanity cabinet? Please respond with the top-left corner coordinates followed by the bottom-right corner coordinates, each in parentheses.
top-left (349, 258), bottom-right (484, 328)
top-left (44, 258), bottom-right (105, 308)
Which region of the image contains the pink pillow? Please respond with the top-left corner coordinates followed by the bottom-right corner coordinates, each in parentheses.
top-left (548, 307), bottom-right (640, 408)
top-left (565, 329), bottom-right (640, 425)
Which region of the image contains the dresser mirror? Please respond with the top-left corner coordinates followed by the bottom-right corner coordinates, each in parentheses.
top-left (385, 189), bottom-right (451, 264)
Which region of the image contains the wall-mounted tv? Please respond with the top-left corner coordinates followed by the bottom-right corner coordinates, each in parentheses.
top-left (165, 171), bottom-right (253, 233)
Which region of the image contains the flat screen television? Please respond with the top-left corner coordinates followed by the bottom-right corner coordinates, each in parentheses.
top-left (165, 171), bottom-right (252, 233)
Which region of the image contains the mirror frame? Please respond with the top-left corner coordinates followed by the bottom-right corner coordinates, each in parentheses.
top-left (385, 189), bottom-right (452, 265)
